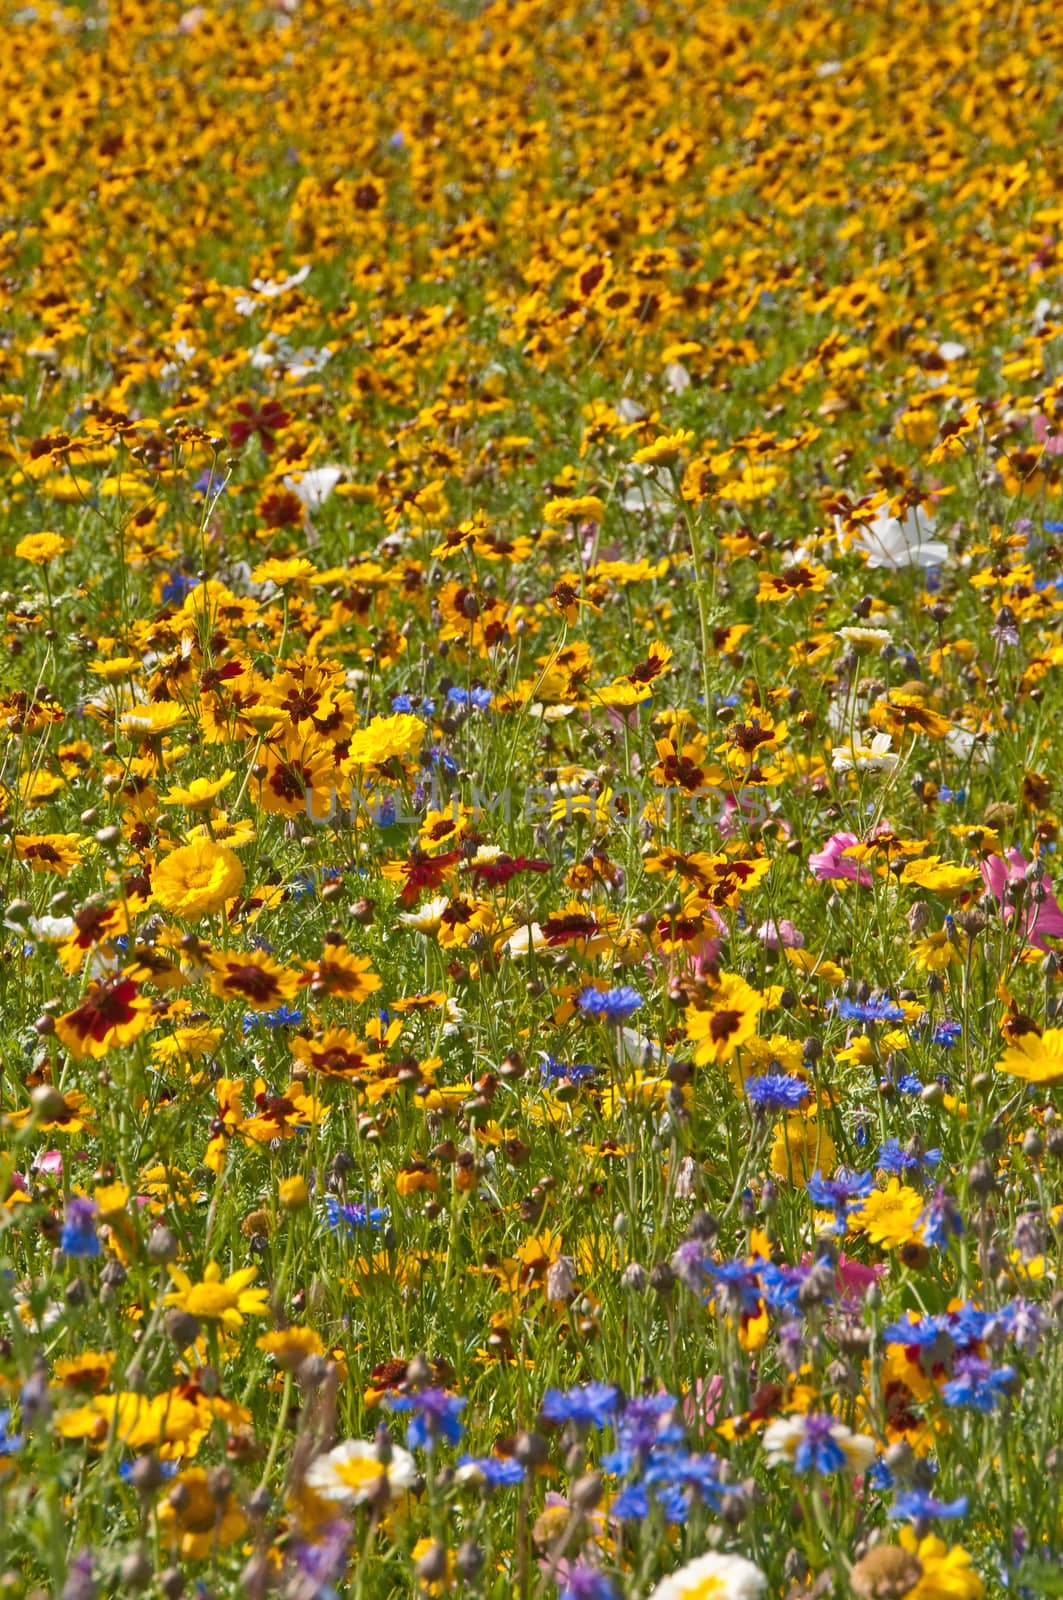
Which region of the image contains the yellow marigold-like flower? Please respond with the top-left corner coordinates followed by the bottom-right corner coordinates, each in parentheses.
top-left (899, 857), bottom-right (981, 898)
top-left (898, 1528), bottom-right (985, 1600)
top-left (164, 1262), bottom-right (268, 1331)
top-left (851, 1178), bottom-right (925, 1249)
top-left (344, 712), bottom-right (425, 767)
top-left (161, 770), bottom-right (236, 810)
top-left (631, 429), bottom-right (694, 467)
top-left (685, 973), bottom-right (763, 1064)
top-left (996, 1028), bottom-right (1063, 1086)
top-left (257, 1325), bottom-right (324, 1369)
top-left (278, 1175), bottom-right (309, 1210)
top-left (543, 493), bottom-right (606, 525)
top-left (153, 839), bottom-right (245, 919)
top-left (911, 930), bottom-right (960, 971)
top-left (14, 531), bottom-right (70, 564)
top-left (250, 556), bottom-right (317, 587)
top-left (157, 1466), bottom-right (248, 1560)
top-left (771, 1114), bottom-right (835, 1184)
top-left (119, 702), bottom-right (189, 739)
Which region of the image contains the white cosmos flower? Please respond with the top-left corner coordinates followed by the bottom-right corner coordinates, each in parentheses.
top-left (397, 896), bottom-right (448, 934)
top-left (832, 732), bottom-right (899, 774)
top-left (305, 1439), bottom-right (417, 1505)
top-left (853, 507), bottom-right (948, 570)
top-left (504, 921), bottom-right (545, 957)
top-left (647, 1550), bottom-right (766, 1600)
top-left (285, 466), bottom-right (343, 511)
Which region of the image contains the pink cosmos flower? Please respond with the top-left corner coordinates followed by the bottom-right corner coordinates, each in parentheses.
top-left (756, 918), bottom-right (804, 951)
top-left (979, 847), bottom-right (1063, 952)
top-left (808, 831), bottom-right (873, 886)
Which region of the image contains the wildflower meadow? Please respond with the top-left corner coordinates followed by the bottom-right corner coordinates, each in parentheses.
top-left (2, 0), bottom-right (1063, 1595)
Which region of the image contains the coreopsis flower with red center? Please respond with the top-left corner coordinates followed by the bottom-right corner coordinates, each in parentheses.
top-left (55, 977), bottom-right (152, 1060)
top-left (299, 945), bottom-right (381, 1000)
top-left (253, 743), bottom-right (336, 819)
top-left (14, 833), bottom-right (82, 875)
top-left (228, 397), bottom-right (292, 455)
top-left (686, 973), bottom-right (763, 1065)
top-left (290, 1028), bottom-right (386, 1081)
top-left (756, 562), bottom-right (831, 602)
top-left (208, 951), bottom-right (301, 1010)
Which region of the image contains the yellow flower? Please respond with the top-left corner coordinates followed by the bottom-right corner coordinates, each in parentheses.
top-left (996, 1028), bottom-right (1063, 1086)
top-left (543, 493), bottom-right (606, 525)
top-left (257, 1325), bottom-right (323, 1369)
top-left (685, 973), bottom-right (763, 1064)
top-left (164, 1263), bottom-right (269, 1332)
top-left (250, 556), bottom-right (317, 587)
top-left (14, 833), bottom-right (82, 875)
top-left (161, 770), bottom-right (237, 810)
top-left (911, 930), bottom-right (960, 972)
top-left (15, 531), bottom-right (70, 564)
top-left (898, 1528), bottom-right (985, 1600)
top-left (851, 1178), bottom-right (924, 1249)
top-left (631, 429), bottom-right (694, 466)
top-left (278, 1176), bottom-right (309, 1210)
top-left (770, 1114), bottom-right (835, 1184)
top-left (153, 839), bottom-right (245, 919)
top-left (344, 712), bottom-right (425, 767)
top-left (119, 702), bottom-right (188, 739)
top-left (157, 1467), bottom-right (247, 1560)
top-left (899, 857), bottom-right (981, 898)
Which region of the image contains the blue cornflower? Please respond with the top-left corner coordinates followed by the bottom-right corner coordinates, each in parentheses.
top-left (896, 1072), bottom-right (924, 1095)
top-left (806, 1168), bottom-right (874, 1228)
top-left (744, 1073), bottom-right (810, 1112)
top-left (703, 1258), bottom-right (763, 1314)
top-left (877, 1139), bottom-right (941, 1179)
top-left (391, 694), bottom-right (415, 712)
top-left (389, 1388), bottom-right (466, 1451)
top-left (892, 1489), bottom-right (969, 1522)
top-left (161, 570), bottom-right (198, 605)
top-left (243, 1005), bottom-right (304, 1033)
top-left (540, 1382), bottom-right (620, 1429)
top-left (539, 1054), bottom-right (596, 1086)
top-left (609, 1483), bottom-right (649, 1521)
top-left (932, 1020), bottom-right (962, 1047)
top-left (324, 1197), bottom-right (389, 1235)
top-left (119, 1456), bottom-right (177, 1485)
top-left (456, 1454), bottom-right (525, 1488)
top-left (833, 996), bottom-right (905, 1023)
top-left (446, 686), bottom-right (493, 710)
top-left (919, 1187), bottom-right (963, 1249)
top-left (60, 1197), bottom-right (100, 1258)
top-left (789, 1414), bottom-right (849, 1475)
top-left (614, 1394), bottom-right (683, 1455)
top-left (577, 987), bottom-right (642, 1023)
top-left (941, 1357), bottom-right (1016, 1413)
top-left (560, 1563), bottom-right (621, 1600)
top-left (0, 1410), bottom-right (22, 1457)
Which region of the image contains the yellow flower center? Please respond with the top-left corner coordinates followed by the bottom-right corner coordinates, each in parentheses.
top-left (184, 1283), bottom-right (239, 1318)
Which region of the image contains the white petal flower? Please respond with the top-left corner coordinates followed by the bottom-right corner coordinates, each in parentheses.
top-left (305, 1439), bottom-right (417, 1505)
top-left (854, 507), bottom-right (948, 570)
top-left (832, 732), bottom-right (899, 774)
top-left (647, 1550), bottom-right (766, 1600)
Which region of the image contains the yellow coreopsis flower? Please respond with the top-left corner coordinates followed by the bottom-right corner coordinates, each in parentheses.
top-left (164, 1262), bottom-right (269, 1332)
top-left (851, 1178), bottom-right (925, 1249)
top-left (344, 712), bottom-right (425, 767)
top-left (153, 839), bottom-right (246, 919)
top-left (685, 973), bottom-right (764, 1064)
top-left (996, 1028), bottom-right (1063, 1086)
top-left (161, 770), bottom-right (236, 810)
top-left (15, 531), bottom-right (70, 564)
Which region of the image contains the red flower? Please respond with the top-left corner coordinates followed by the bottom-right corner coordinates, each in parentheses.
top-left (228, 399), bottom-right (292, 456)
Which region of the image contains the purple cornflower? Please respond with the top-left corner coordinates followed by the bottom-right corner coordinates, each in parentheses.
top-left (941, 1356), bottom-right (1016, 1413)
top-left (577, 987), bottom-right (643, 1023)
top-left (389, 1388), bottom-right (466, 1450)
top-left (559, 1563), bottom-right (620, 1600)
top-left (60, 1197), bottom-right (100, 1258)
